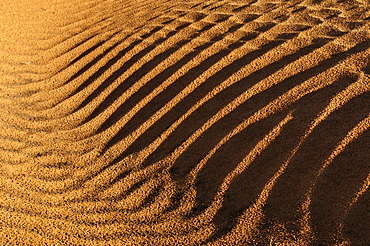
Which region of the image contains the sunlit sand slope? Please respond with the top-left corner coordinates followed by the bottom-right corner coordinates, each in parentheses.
top-left (0, 0), bottom-right (369, 245)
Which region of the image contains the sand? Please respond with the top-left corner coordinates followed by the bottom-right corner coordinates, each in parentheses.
top-left (0, 0), bottom-right (369, 245)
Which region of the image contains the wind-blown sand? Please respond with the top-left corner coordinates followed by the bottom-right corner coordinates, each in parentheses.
top-left (0, 0), bottom-right (369, 245)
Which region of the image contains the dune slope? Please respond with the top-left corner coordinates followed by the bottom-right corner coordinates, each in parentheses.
top-left (0, 0), bottom-right (369, 245)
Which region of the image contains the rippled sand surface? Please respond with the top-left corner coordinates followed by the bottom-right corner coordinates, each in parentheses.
top-left (0, 0), bottom-right (369, 245)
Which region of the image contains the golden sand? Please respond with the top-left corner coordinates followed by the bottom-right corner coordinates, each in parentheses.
top-left (0, 0), bottom-right (369, 245)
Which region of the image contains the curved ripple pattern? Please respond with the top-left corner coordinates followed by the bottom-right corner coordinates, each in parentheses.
top-left (0, 0), bottom-right (369, 245)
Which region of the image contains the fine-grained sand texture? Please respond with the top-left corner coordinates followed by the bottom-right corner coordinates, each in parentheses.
top-left (0, 0), bottom-right (369, 245)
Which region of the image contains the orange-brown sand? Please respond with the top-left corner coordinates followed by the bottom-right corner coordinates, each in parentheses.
top-left (0, 0), bottom-right (369, 245)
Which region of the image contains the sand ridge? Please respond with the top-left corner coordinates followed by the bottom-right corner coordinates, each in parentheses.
top-left (0, 0), bottom-right (369, 245)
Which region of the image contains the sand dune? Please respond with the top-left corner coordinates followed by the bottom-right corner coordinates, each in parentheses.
top-left (0, 0), bottom-right (369, 245)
